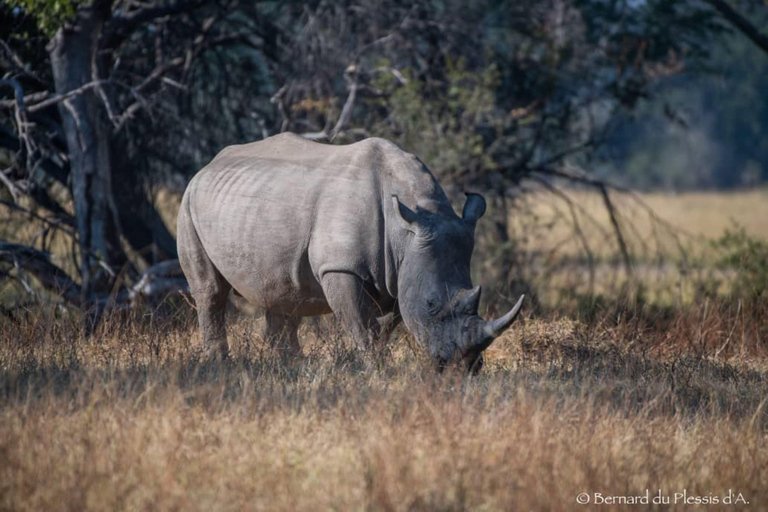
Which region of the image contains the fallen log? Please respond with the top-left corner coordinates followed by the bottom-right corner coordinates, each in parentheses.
top-left (0, 240), bottom-right (188, 310)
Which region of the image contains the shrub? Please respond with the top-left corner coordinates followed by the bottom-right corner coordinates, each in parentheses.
top-left (712, 225), bottom-right (768, 301)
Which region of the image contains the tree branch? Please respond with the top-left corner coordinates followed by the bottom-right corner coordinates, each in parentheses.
top-left (0, 40), bottom-right (49, 88)
top-left (705, 0), bottom-right (768, 55)
top-left (0, 91), bottom-right (50, 110)
top-left (0, 199), bottom-right (75, 235)
top-left (531, 165), bottom-right (633, 274)
top-left (0, 241), bottom-right (83, 306)
top-left (24, 80), bottom-right (109, 113)
top-left (104, 0), bottom-right (210, 49)
top-left (330, 67), bottom-right (359, 141)
top-left (598, 184), bottom-right (633, 274)
top-left (129, 259), bottom-right (188, 303)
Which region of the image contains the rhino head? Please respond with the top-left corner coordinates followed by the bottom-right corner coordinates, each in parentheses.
top-left (392, 193), bottom-right (525, 373)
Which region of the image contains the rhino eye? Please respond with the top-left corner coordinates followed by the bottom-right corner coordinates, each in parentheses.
top-left (455, 302), bottom-right (472, 315)
top-left (425, 297), bottom-right (441, 316)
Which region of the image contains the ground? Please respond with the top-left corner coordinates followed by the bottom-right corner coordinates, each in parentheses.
top-left (1, 189), bottom-right (767, 511)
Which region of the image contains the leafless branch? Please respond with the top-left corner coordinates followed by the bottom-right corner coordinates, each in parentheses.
top-left (530, 175), bottom-right (596, 292)
top-left (113, 14), bottom-right (245, 132)
top-left (129, 259), bottom-right (188, 303)
top-left (352, 5), bottom-right (415, 61)
top-left (0, 91), bottom-right (50, 110)
top-left (0, 241), bottom-right (83, 305)
top-left (330, 68), bottom-right (359, 141)
top-left (531, 165), bottom-right (632, 193)
top-left (705, 0), bottom-right (768, 55)
top-left (0, 170), bottom-right (22, 203)
top-left (105, 0), bottom-right (210, 49)
top-left (271, 85), bottom-right (290, 133)
top-left (0, 78), bottom-right (37, 170)
top-left (0, 40), bottom-right (48, 87)
top-left (23, 80), bottom-right (109, 113)
top-left (599, 184), bottom-right (633, 274)
top-left (530, 165), bottom-right (634, 273)
top-left (0, 200), bottom-right (76, 235)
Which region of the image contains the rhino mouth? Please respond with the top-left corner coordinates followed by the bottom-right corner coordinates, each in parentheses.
top-left (435, 353), bottom-right (484, 375)
top-left (431, 294), bottom-right (525, 374)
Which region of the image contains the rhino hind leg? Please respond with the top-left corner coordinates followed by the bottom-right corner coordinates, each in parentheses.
top-left (177, 209), bottom-right (232, 360)
top-left (185, 267), bottom-right (231, 360)
top-left (260, 312), bottom-right (302, 356)
top-left (321, 272), bottom-right (382, 349)
top-left (189, 272), bottom-right (231, 360)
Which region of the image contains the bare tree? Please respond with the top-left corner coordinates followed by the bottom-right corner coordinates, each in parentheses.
top-left (0, 0), bottom-right (742, 312)
top-left (1, 0), bottom-right (273, 309)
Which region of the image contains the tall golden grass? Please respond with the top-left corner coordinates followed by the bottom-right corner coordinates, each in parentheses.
top-left (484, 187), bottom-right (768, 307)
top-left (512, 188), bottom-right (768, 258)
top-left (2, 188), bottom-right (767, 510)
top-left (2, 299), bottom-right (767, 511)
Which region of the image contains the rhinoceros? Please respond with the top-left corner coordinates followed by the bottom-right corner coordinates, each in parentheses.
top-left (177, 133), bottom-right (523, 371)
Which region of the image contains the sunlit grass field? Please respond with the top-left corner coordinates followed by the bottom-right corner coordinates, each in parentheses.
top-left (2, 302), bottom-right (767, 511)
top-left (495, 187), bottom-right (768, 306)
top-left (513, 188), bottom-right (768, 256)
top-left (1, 188), bottom-right (767, 511)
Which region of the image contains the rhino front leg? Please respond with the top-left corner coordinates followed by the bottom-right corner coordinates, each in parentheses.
top-left (321, 272), bottom-right (381, 349)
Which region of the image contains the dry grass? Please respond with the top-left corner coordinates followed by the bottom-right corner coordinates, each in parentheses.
top-left (512, 187), bottom-right (768, 259)
top-left (486, 187), bottom-right (768, 307)
top-left (2, 189), bottom-right (768, 510)
top-left (2, 301), bottom-right (767, 511)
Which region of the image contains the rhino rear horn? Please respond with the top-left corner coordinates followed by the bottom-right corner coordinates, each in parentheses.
top-left (455, 286), bottom-right (482, 314)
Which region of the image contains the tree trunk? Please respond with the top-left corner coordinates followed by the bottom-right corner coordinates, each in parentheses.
top-left (48, 5), bottom-right (124, 300)
top-left (112, 156), bottom-right (179, 262)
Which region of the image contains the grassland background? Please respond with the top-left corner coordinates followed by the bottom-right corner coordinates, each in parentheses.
top-left (1, 188), bottom-right (767, 511)
top-left (499, 188), bottom-right (768, 308)
top-left (518, 188), bottom-right (768, 254)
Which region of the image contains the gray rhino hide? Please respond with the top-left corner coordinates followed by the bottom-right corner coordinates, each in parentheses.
top-left (178, 133), bottom-right (523, 369)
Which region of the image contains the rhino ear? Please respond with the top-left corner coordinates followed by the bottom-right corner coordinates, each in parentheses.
top-left (462, 193), bottom-right (486, 225)
top-left (392, 196), bottom-right (420, 233)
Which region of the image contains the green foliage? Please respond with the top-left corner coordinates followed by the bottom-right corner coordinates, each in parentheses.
top-left (368, 58), bottom-right (500, 182)
top-left (9, 0), bottom-right (83, 36)
top-left (712, 226), bottom-right (768, 300)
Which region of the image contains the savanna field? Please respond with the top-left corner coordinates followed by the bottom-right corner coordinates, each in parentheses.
top-left (2, 189), bottom-right (768, 511)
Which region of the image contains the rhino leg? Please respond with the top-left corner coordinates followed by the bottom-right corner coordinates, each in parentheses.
top-left (321, 272), bottom-right (381, 349)
top-left (177, 211), bottom-right (231, 360)
top-left (260, 311), bottom-right (302, 356)
top-left (376, 307), bottom-right (402, 345)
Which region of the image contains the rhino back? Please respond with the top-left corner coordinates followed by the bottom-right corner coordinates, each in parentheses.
top-left (182, 133), bottom-right (453, 313)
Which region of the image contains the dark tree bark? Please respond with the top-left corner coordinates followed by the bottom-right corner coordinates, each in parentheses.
top-left (48, 3), bottom-right (124, 299)
top-left (112, 162), bottom-right (179, 262)
top-left (1, 0), bottom-right (269, 312)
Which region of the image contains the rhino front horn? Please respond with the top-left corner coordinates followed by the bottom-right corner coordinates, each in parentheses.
top-left (482, 294), bottom-right (525, 340)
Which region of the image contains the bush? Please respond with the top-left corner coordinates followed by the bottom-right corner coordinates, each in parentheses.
top-left (712, 226), bottom-right (768, 301)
